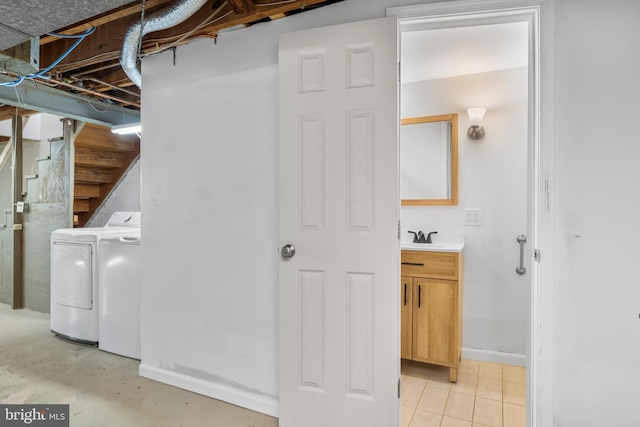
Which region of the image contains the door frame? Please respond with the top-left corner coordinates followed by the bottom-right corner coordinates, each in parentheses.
top-left (387, 1), bottom-right (555, 426)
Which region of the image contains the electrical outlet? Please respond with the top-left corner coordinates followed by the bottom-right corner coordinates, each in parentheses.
top-left (463, 208), bottom-right (482, 226)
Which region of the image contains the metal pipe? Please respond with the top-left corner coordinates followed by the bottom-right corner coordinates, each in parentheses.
top-left (120, 0), bottom-right (209, 88)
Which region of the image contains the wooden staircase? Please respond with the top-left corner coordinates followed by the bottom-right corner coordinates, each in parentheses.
top-left (73, 123), bottom-right (140, 227)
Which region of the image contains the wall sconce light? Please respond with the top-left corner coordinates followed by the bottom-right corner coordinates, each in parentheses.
top-left (111, 122), bottom-right (141, 135)
top-left (467, 108), bottom-right (486, 140)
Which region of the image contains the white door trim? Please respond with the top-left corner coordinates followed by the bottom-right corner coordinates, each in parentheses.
top-left (387, 1), bottom-right (555, 426)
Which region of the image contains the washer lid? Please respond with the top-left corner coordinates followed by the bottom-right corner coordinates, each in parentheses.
top-left (106, 212), bottom-right (141, 227)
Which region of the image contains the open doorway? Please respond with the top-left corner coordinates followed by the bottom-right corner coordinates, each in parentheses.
top-left (394, 6), bottom-right (537, 427)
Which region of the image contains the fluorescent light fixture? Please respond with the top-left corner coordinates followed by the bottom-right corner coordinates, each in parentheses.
top-left (111, 122), bottom-right (141, 135)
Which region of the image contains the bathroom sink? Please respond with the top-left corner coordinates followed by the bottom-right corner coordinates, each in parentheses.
top-left (400, 242), bottom-right (464, 253)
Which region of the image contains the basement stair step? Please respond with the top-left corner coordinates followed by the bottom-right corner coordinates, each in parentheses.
top-left (73, 199), bottom-right (90, 213)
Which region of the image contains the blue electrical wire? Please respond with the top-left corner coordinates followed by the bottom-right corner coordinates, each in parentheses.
top-left (0, 27), bottom-right (96, 87)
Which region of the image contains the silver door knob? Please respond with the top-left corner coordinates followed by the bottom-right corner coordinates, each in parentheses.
top-left (281, 244), bottom-right (296, 258)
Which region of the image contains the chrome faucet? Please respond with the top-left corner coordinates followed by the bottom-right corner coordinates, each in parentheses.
top-left (408, 230), bottom-right (438, 243)
top-left (408, 231), bottom-right (429, 243)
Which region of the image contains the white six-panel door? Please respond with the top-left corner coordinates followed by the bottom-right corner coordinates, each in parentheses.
top-left (278, 17), bottom-right (399, 427)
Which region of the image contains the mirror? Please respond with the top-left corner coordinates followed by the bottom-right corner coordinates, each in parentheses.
top-left (401, 113), bottom-right (458, 206)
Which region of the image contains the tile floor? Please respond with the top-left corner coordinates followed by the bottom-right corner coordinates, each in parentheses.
top-left (401, 359), bottom-right (526, 427)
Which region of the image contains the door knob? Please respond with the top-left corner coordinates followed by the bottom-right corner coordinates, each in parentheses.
top-left (281, 244), bottom-right (296, 258)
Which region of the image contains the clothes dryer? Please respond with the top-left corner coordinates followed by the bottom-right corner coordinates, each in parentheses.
top-left (50, 212), bottom-right (141, 343)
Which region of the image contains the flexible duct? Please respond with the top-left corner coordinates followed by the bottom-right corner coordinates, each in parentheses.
top-left (121, 0), bottom-right (209, 88)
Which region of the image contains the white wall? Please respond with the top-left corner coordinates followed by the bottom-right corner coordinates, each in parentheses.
top-left (140, 0), bottom-right (640, 423)
top-left (140, 64), bottom-right (280, 414)
top-left (401, 67), bottom-right (528, 361)
top-left (86, 159), bottom-right (140, 227)
top-left (554, 0), bottom-right (640, 425)
top-left (140, 0), bottom-right (426, 416)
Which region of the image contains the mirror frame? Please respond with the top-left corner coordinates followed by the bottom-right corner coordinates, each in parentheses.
top-left (401, 113), bottom-right (458, 206)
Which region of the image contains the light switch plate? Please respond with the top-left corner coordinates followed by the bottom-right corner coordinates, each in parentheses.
top-left (463, 208), bottom-right (482, 226)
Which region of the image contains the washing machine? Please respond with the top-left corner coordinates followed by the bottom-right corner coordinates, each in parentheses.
top-left (98, 235), bottom-right (141, 359)
top-left (50, 212), bottom-right (141, 344)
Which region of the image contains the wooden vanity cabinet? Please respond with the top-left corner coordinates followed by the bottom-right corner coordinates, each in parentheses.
top-left (400, 250), bottom-right (462, 382)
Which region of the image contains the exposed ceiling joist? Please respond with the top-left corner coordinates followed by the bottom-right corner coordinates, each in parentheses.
top-left (0, 0), bottom-right (344, 120)
top-left (228, 0), bottom-right (256, 14)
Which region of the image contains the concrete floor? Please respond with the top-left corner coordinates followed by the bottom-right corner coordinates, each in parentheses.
top-left (0, 303), bottom-right (278, 427)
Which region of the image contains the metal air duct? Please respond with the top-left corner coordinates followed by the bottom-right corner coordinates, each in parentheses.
top-left (120, 0), bottom-right (209, 88)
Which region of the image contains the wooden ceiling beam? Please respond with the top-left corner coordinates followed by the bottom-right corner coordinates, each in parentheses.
top-left (32, 0), bottom-right (342, 109)
top-left (40, 0), bottom-right (171, 45)
top-left (42, 0), bottom-right (335, 74)
top-left (0, 107), bottom-right (39, 122)
top-left (228, 0), bottom-right (256, 14)
top-left (145, 0), bottom-right (334, 49)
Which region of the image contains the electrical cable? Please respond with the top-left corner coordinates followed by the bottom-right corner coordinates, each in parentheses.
top-left (0, 27), bottom-right (96, 87)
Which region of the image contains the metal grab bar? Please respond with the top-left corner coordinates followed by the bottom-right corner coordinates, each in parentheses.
top-left (0, 209), bottom-right (11, 229)
top-left (516, 234), bottom-right (527, 275)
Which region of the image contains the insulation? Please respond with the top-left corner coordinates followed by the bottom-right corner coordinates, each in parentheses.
top-left (0, 1), bottom-right (135, 50)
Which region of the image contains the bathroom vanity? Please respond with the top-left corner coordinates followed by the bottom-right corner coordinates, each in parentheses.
top-left (400, 243), bottom-right (463, 382)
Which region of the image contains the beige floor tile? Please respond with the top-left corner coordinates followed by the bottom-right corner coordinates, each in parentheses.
top-left (441, 415), bottom-right (473, 427)
top-left (478, 362), bottom-right (503, 380)
top-left (418, 386), bottom-right (450, 414)
top-left (401, 405), bottom-right (416, 427)
top-left (444, 392), bottom-right (475, 421)
top-left (410, 409), bottom-right (442, 427)
top-left (503, 381), bottom-right (526, 406)
top-left (502, 365), bottom-right (525, 384)
top-left (503, 403), bottom-right (526, 427)
top-left (404, 375), bottom-right (429, 386)
top-left (450, 373), bottom-right (478, 396)
top-left (473, 397), bottom-right (503, 427)
top-left (402, 378), bottom-right (426, 408)
top-left (403, 360), bottom-right (450, 382)
top-left (403, 358), bottom-right (527, 427)
top-left (428, 378), bottom-right (453, 392)
top-left (476, 376), bottom-right (502, 401)
top-left (459, 359), bottom-right (480, 376)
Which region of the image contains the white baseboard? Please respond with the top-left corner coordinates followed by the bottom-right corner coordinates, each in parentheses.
top-left (462, 347), bottom-right (526, 367)
top-left (139, 364), bottom-right (278, 418)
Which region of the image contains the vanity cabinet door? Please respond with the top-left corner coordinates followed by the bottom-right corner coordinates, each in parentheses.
top-left (400, 276), bottom-right (413, 359)
top-left (412, 278), bottom-right (457, 367)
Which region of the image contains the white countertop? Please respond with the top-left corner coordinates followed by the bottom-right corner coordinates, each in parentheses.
top-left (400, 242), bottom-right (465, 253)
